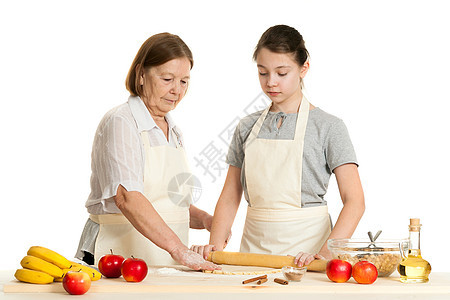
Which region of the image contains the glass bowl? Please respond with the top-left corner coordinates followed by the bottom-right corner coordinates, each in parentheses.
top-left (328, 238), bottom-right (407, 277)
top-left (282, 266), bottom-right (307, 281)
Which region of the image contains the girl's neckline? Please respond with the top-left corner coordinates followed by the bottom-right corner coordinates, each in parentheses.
top-left (267, 107), bottom-right (318, 115)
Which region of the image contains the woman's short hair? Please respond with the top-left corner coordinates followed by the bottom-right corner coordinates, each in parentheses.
top-left (253, 25), bottom-right (309, 67)
top-left (126, 33), bottom-right (193, 97)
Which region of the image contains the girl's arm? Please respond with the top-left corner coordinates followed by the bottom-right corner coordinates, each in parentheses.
top-left (210, 165), bottom-right (243, 248)
top-left (295, 163), bottom-right (365, 266)
top-left (191, 165), bottom-right (243, 259)
top-left (319, 163), bottom-right (365, 255)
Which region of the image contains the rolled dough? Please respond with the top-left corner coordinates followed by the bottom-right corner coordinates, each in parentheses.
top-left (203, 265), bottom-right (281, 275)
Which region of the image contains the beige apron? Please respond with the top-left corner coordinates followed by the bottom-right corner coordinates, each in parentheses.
top-left (90, 129), bottom-right (190, 266)
top-left (240, 96), bottom-right (331, 255)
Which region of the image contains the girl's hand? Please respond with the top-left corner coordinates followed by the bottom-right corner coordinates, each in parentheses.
top-left (293, 251), bottom-right (325, 267)
top-left (223, 231), bottom-right (232, 249)
top-left (190, 244), bottom-right (217, 260)
top-left (190, 230), bottom-right (231, 259)
top-left (317, 247), bottom-right (332, 260)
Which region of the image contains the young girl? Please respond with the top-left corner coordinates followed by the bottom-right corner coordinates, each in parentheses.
top-left (191, 25), bottom-right (365, 267)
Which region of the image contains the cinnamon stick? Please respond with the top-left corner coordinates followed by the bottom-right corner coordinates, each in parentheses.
top-left (274, 278), bottom-right (288, 285)
top-left (242, 274), bottom-right (267, 284)
top-left (257, 278), bottom-right (268, 285)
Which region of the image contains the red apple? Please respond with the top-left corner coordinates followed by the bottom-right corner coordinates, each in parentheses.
top-left (98, 249), bottom-right (124, 278)
top-left (326, 259), bottom-right (352, 283)
top-left (121, 256), bottom-right (148, 282)
top-left (63, 271), bottom-right (91, 295)
top-left (352, 261), bottom-right (378, 284)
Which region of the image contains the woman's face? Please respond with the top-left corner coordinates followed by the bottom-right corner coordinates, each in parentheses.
top-left (256, 48), bottom-right (309, 106)
top-left (141, 57), bottom-right (191, 115)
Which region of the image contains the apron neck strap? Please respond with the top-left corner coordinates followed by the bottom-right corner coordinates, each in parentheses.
top-left (247, 105), bottom-right (271, 144)
top-left (246, 95), bottom-right (310, 145)
top-left (293, 95), bottom-right (310, 141)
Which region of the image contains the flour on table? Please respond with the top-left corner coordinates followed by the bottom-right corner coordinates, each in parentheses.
top-left (156, 267), bottom-right (183, 275)
top-left (204, 265), bottom-right (282, 275)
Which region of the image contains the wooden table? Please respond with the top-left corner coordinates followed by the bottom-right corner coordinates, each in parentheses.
top-left (2, 267), bottom-right (450, 300)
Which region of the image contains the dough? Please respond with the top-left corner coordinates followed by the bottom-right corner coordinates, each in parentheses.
top-left (203, 264), bottom-right (281, 275)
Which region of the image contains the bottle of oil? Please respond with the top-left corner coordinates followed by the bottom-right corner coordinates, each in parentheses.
top-left (398, 218), bottom-right (431, 283)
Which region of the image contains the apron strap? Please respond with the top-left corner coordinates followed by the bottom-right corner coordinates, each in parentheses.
top-left (245, 95), bottom-right (310, 148)
top-left (246, 206), bottom-right (328, 222)
top-left (90, 211), bottom-right (189, 225)
top-left (245, 105), bottom-right (271, 149)
top-left (293, 96), bottom-right (310, 142)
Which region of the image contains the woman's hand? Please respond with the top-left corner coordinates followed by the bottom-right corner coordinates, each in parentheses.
top-left (170, 245), bottom-right (221, 271)
top-left (190, 244), bottom-right (217, 260)
top-left (203, 214), bottom-right (213, 231)
top-left (293, 251), bottom-right (325, 267)
top-left (189, 205), bottom-right (214, 231)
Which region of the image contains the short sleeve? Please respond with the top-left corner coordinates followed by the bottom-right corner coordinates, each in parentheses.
top-left (95, 115), bottom-right (144, 199)
top-left (226, 122), bottom-right (245, 168)
top-left (325, 120), bottom-right (358, 172)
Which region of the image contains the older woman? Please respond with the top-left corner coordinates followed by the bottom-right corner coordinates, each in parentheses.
top-left (75, 33), bottom-right (219, 271)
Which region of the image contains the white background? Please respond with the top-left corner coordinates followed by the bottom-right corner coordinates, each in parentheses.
top-left (1, 0), bottom-right (449, 272)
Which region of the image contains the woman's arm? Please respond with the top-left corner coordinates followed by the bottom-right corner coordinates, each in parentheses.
top-left (295, 163), bottom-right (365, 266)
top-left (114, 184), bottom-right (219, 271)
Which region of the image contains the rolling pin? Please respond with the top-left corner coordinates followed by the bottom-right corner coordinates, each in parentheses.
top-left (206, 251), bottom-right (327, 272)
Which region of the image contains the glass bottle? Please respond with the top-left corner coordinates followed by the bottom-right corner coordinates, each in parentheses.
top-left (398, 218), bottom-right (431, 283)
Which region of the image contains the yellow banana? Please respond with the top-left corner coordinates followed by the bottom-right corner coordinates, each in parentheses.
top-left (71, 262), bottom-right (102, 281)
top-left (54, 268), bottom-right (70, 282)
top-left (55, 263), bottom-right (102, 282)
top-left (27, 246), bottom-right (72, 269)
top-left (20, 255), bottom-right (63, 278)
top-left (14, 268), bottom-right (54, 284)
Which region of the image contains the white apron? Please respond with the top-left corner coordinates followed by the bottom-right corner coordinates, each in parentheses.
top-left (90, 129), bottom-right (190, 266)
top-left (240, 96), bottom-right (331, 255)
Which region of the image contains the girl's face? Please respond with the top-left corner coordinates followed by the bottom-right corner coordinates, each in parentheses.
top-left (256, 48), bottom-right (309, 106)
top-left (140, 57), bottom-right (191, 115)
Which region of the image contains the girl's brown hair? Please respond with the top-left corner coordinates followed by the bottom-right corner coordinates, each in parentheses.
top-left (253, 25), bottom-right (309, 67)
top-left (125, 33), bottom-right (193, 97)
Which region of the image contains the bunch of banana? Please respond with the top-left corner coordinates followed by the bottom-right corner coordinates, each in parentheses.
top-left (20, 255), bottom-right (64, 278)
top-left (14, 246), bottom-right (101, 284)
top-left (54, 262), bottom-right (101, 282)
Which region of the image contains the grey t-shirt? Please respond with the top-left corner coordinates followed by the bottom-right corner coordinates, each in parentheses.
top-left (226, 107), bottom-right (358, 207)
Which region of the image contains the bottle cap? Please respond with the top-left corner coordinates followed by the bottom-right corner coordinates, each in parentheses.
top-left (409, 218), bottom-right (421, 231)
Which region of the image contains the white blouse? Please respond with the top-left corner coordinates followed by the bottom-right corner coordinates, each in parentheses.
top-left (76, 96), bottom-right (184, 260)
top-left (85, 96), bottom-right (184, 215)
